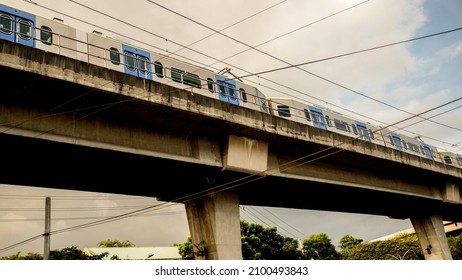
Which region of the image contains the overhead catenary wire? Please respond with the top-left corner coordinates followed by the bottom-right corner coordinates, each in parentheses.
top-left (212, 0), bottom-right (373, 66)
top-left (145, 0), bottom-right (462, 133)
top-left (142, 0), bottom-right (290, 60)
top-left (257, 206), bottom-right (308, 239)
top-left (244, 206), bottom-right (306, 239)
top-left (0, 211), bottom-right (186, 222)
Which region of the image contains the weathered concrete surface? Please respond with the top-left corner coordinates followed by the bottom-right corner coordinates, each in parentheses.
top-left (224, 135), bottom-right (268, 174)
top-left (411, 214), bottom-right (453, 260)
top-left (184, 191), bottom-right (242, 260)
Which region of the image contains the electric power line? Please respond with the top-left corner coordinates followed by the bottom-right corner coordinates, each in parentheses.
top-left (145, 0), bottom-right (462, 133)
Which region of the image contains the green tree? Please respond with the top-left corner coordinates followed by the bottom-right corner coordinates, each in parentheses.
top-left (302, 233), bottom-right (339, 260)
top-left (240, 220), bottom-right (302, 260)
top-left (342, 233), bottom-right (423, 260)
top-left (50, 245), bottom-right (109, 260)
top-left (339, 234), bottom-right (363, 250)
top-left (176, 220), bottom-right (302, 260)
top-left (175, 237), bottom-right (195, 260)
top-left (97, 239), bottom-right (135, 248)
top-left (0, 252), bottom-right (43, 260)
top-left (338, 234), bottom-right (363, 259)
top-left (447, 233), bottom-right (462, 260)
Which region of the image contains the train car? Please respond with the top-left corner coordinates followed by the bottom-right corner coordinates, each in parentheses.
top-left (267, 97), bottom-right (326, 127)
top-left (266, 97), bottom-right (459, 164)
top-left (86, 27), bottom-right (268, 113)
top-left (266, 97), bottom-right (385, 146)
top-left (322, 108), bottom-right (384, 146)
top-left (439, 151), bottom-right (462, 167)
top-left (0, 3), bottom-right (86, 60)
top-left (368, 127), bottom-right (442, 163)
top-left (0, 3), bottom-right (36, 48)
top-left (35, 15), bottom-right (87, 61)
top-left (0, 3), bottom-right (269, 115)
top-left (87, 31), bottom-right (125, 72)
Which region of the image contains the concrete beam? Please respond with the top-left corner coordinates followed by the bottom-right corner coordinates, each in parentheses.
top-left (443, 182), bottom-right (460, 203)
top-left (410, 214), bottom-right (452, 260)
top-left (223, 135), bottom-right (268, 174)
top-left (184, 190), bottom-right (242, 260)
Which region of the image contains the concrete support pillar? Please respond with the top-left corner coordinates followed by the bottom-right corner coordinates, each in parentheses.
top-left (184, 190), bottom-right (242, 260)
top-left (410, 214), bottom-right (452, 260)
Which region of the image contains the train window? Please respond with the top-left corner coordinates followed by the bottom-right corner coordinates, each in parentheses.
top-left (408, 143), bottom-right (419, 153)
top-left (138, 57), bottom-right (149, 74)
top-left (260, 97), bottom-right (268, 113)
top-left (154, 61), bottom-right (164, 78)
top-left (109, 48), bottom-right (120, 65)
top-left (325, 115), bottom-right (332, 127)
top-left (184, 72), bottom-right (201, 88)
top-left (401, 140), bottom-right (408, 150)
top-left (421, 145), bottom-right (433, 159)
top-left (392, 136), bottom-right (401, 146)
top-left (443, 156), bottom-right (453, 164)
top-left (218, 82), bottom-right (226, 97)
top-left (171, 68), bottom-right (183, 83)
top-left (228, 86), bottom-right (236, 100)
top-left (40, 26), bottom-right (53, 45)
top-left (457, 156), bottom-right (462, 166)
top-left (18, 19), bottom-right (32, 40)
top-left (0, 14), bottom-right (13, 34)
top-left (277, 105), bottom-right (291, 117)
top-left (356, 122), bottom-right (370, 141)
top-left (125, 53), bottom-right (136, 71)
top-left (368, 129), bottom-right (375, 140)
top-left (389, 135), bottom-right (394, 145)
top-left (304, 109), bottom-right (311, 121)
top-left (334, 119), bottom-right (348, 131)
top-left (207, 78), bottom-right (214, 93)
top-left (240, 88), bottom-right (247, 103)
top-left (171, 68), bottom-right (201, 88)
top-left (311, 111), bottom-right (325, 127)
top-left (351, 124), bottom-right (358, 135)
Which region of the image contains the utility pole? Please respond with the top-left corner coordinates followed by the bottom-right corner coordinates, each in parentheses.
top-left (44, 197), bottom-right (51, 260)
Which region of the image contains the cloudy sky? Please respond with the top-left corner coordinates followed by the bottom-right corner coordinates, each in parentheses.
top-left (1, 0), bottom-right (461, 257)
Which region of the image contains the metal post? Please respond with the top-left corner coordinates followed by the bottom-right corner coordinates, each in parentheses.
top-left (44, 197), bottom-right (51, 260)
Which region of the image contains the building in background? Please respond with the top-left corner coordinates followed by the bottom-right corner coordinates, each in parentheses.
top-left (369, 222), bottom-right (462, 242)
top-left (83, 247), bottom-right (181, 260)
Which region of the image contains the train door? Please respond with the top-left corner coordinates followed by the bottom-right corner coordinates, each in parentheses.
top-left (0, 5), bottom-right (35, 47)
top-left (421, 144), bottom-right (434, 160)
top-left (122, 45), bottom-right (152, 80)
top-left (216, 75), bottom-right (239, 106)
top-left (355, 121), bottom-right (371, 142)
top-left (308, 106), bottom-right (327, 130)
top-left (390, 133), bottom-right (404, 151)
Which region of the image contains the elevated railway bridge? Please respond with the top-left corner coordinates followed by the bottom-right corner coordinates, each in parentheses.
top-left (1, 40), bottom-right (461, 259)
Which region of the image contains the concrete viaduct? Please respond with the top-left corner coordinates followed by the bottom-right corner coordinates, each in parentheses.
top-left (1, 40), bottom-right (461, 260)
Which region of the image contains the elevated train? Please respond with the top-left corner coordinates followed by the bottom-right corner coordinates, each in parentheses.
top-left (1, 3), bottom-right (461, 169)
